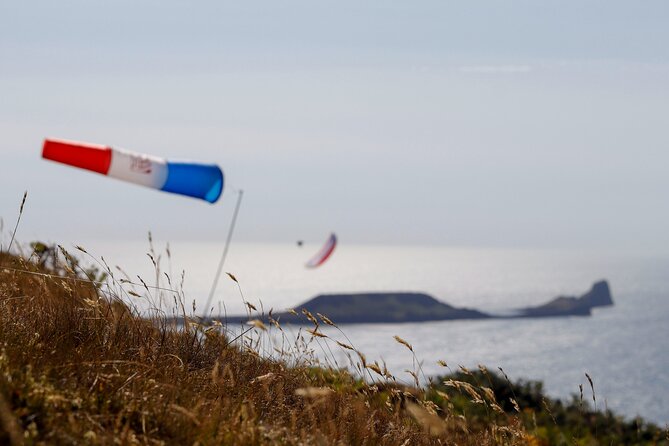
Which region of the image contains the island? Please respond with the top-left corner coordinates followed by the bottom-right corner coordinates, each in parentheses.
top-left (516, 280), bottom-right (613, 317)
top-left (269, 292), bottom-right (489, 324)
top-left (204, 280), bottom-right (613, 326)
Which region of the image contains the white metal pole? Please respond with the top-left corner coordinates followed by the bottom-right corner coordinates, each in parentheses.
top-left (204, 189), bottom-right (243, 320)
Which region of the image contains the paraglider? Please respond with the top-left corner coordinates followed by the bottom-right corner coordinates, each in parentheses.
top-left (305, 233), bottom-right (337, 268)
top-left (42, 138), bottom-right (224, 203)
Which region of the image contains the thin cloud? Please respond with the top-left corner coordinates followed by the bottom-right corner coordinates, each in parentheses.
top-left (459, 64), bottom-right (533, 74)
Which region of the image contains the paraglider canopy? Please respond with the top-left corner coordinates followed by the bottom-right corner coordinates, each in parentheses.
top-left (305, 233), bottom-right (337, 268)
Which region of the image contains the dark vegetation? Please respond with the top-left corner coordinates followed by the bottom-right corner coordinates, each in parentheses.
top-left (430, 369), bottom-right (666, 446)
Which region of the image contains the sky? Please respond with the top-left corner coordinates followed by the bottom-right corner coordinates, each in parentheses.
top-left (1, 1), bottom-right (668, 252)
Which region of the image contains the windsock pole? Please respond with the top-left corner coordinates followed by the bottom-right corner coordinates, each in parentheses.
top-left (204, 189), bottom-right (244, 321)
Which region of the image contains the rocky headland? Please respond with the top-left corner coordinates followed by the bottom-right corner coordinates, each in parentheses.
top-left (213, 280), bottom-right (613, 325)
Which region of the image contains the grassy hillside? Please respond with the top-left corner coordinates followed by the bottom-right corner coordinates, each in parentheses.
top-left (0, 249), bottom-right (666, 445)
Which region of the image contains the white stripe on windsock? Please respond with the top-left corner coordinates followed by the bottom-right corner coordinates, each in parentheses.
top-left (107, 148), bottom-right (169, 190)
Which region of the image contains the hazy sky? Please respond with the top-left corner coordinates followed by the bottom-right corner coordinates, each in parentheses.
top-left (1, 1), bottom-right (668, 251)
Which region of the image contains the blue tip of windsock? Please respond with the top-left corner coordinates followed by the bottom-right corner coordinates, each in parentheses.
top-left (161, 162), bottom-right (224, 203)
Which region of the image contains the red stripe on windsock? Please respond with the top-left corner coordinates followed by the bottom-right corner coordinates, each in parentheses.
top-left (42, 139), bottom-right (113, 175)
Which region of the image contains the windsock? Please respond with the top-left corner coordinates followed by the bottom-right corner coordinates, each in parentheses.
top-left (42, 138), bottom-right (224, 203)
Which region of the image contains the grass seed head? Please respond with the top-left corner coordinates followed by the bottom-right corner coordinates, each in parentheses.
top-left (406, 402), bottom-right (447, 436)
top-left (393, 335), bottom-right (413, 352)
top-left (294, 387), bottom-right (333, 399)
top-left (248, 319), bottom-right (267, 331)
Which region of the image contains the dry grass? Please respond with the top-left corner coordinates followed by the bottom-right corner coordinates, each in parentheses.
top-left (0, 184), bottom-right (662, 445)
top-left (0, 249), bottom-right (536, 445)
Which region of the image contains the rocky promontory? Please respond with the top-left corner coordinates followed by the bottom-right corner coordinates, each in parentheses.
top-left (211, 280), bottom-right (613, 325)
top-left (516, 280), bottom-right (613, 317)
top-left (273, 292), bottom-right (489, 324)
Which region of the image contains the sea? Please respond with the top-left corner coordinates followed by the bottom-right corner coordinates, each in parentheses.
top-left (78, 240), bottom-right (669, 426)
